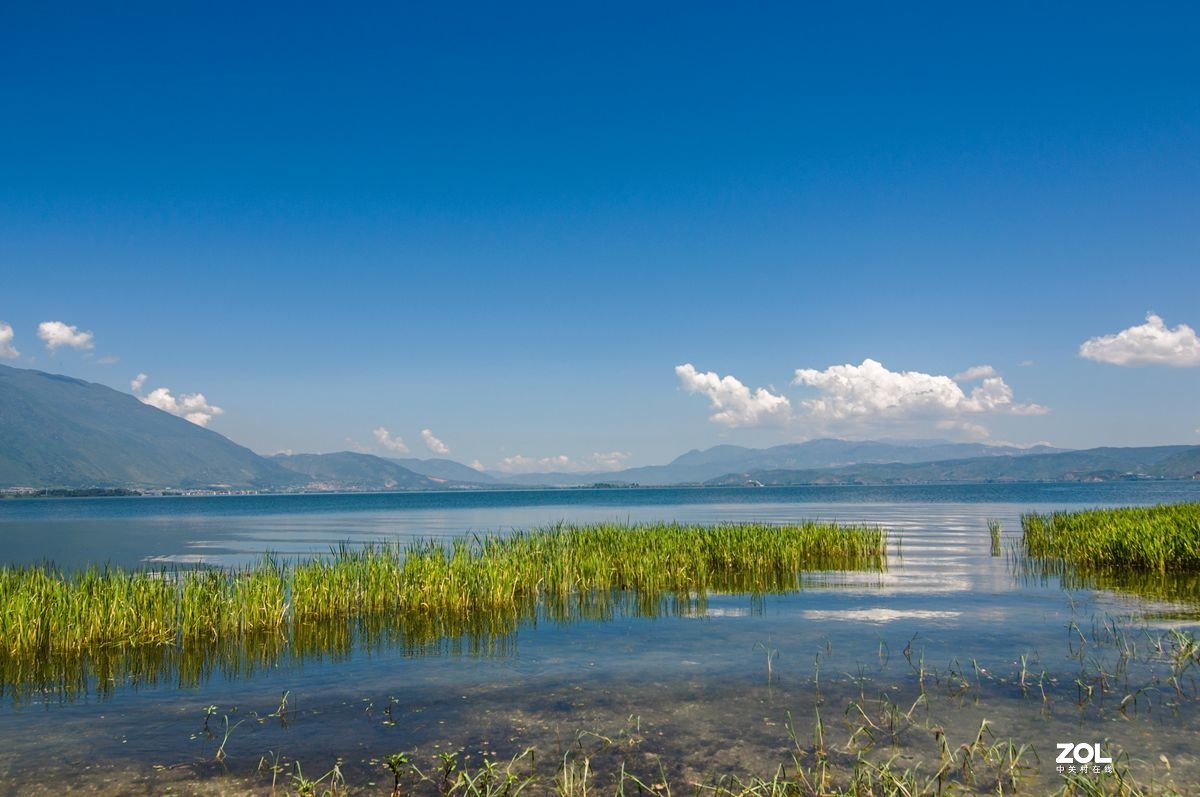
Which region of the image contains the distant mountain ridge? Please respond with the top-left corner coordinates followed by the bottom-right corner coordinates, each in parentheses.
top-left (704, 446), bottom-right (1200, 486)
top-left (387, 457), bottom-right (499, 483)
top-left (272, 452), bottom-right (456, 491)
top-left (490, 439), bottom-right (1067, 486)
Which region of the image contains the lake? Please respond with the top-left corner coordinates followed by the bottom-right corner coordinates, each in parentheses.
top-left (2, 482), bottom-right (1199, 794)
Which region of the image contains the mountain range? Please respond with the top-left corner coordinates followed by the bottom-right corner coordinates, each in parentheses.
top-left (1, 363), bottom-right (1198, 491)
top-left (271, 452), bottom-right (452, 491)
top-left (488, 439), bottom-right (1066, 486)
top-left (705, 446), bottom-right (1200, 486)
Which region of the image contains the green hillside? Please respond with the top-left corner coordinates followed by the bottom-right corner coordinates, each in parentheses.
top-left (0, 365), bottom-right (302, 489)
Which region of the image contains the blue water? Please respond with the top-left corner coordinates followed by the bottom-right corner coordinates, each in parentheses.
top-left (3, 482), bottom-right (1199, 569)
top-left (2, 482), bottom-right (1199, 792)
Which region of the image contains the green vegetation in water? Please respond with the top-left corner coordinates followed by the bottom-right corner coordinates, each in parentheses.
top-left (1017, 556), bottom-right (1200, 615)
top-left (100, 647), bottom-right (1200, 797)
top-left (0, 521), bottom-right (886, 691)
top-left (353, 723), bottom-right (1181, 797)
top-left (250, 621), bottom-right (1200, 796)
top-left (8, 605), bottom-right (1200, 794)
top-left (987, 518), bottom-right (1002, 557)
top-left (1021, 503), bottom-right (1200, 572)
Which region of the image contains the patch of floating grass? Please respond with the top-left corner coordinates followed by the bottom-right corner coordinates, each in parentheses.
top-left (0, 521), bottom-right (886, 680)
top-left (1021, 503), bottom-right (1200, 572)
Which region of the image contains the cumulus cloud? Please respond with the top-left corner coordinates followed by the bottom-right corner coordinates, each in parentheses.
top-left (792, 357), bottom-right (1046, 432)
top-left (0, 322), bottom-right (18, 359)
top-left (38, 321), bottom-right (94, 352)
top-left (138, 383), bottom-right (224, 426)
top-left (1079, 313), bottom-right (1200, 367)
top-left (130, 374), bottom-right (223, 426)
top-left (792, 359), bottom-right (1046, 421)
top-left (674, 363), bottom-right (791, 427)
top-left (675, 355), bottom-right (1046, 440)
top-left (421, 428), bottom-right (450, 455)
top-left (372, 427), bottom-right (409, 453)
top-left (469, 459), bottom-right (486, 471)
top-left (494, 451), bottom-right (633, 474)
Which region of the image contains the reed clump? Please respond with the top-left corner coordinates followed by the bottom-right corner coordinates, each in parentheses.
top-left (0, 521), bottom-right (886, 666)
top-left (987, 519), bottom-right (1002, 557)
top-left (1021, 503), bottom-right (1200, 572)
top-left (292, 522), bottom-right (886, 623)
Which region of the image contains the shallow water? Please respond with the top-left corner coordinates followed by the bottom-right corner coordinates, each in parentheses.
top-left (2, 483), bottom-right (1200, 793)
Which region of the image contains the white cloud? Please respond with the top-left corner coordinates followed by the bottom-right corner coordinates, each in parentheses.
top-left (372, 427), bottom-right (409, 453)
top-left (421, 428), bottom-right (450, 455)
top-left (494, 451), bottom-right (633, 474)
top-left (131, 374), bottom-right (223, 426)
top-left (588, 451), bottom-right (631, 470)
top-left (497, 454), bottom-right (573, 474)
top-left (0, 322), bottom-right (18, 359)
top-left (674, 363), bottom-right (791, 427)
top-left (1079, 313), bottom-right (1200, 367)
top-left (952, 365), bottom-right (997, 381)
top-left (97, 354), bottom-right (119, 365)
top-left (140, 385), bottom-right (224, 426)
top-left (469, 459), bottom-right (486, 471)
top-left (38, 321), bottom-right (94, 352)
top-left (792, 358), bottom-right (1047, 423)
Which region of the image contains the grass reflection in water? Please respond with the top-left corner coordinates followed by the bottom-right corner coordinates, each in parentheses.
top-left (0, 521), bottom-right (887, 699)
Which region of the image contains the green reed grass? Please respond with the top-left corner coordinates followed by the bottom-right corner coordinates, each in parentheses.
top-left (987, 519), bottom-right (1002, 557)
top-left (1021, 503), bottom-right (1200, 572)
top-left (291, 522), bottom-right (886, 623)
top-left (0, 521), bottom-right (886, 666)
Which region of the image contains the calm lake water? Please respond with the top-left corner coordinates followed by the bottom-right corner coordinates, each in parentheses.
top-left (2, 482), bottom-right (1200, 793)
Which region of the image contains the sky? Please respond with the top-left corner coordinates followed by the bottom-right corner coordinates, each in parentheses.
top-left (2, 2), bottom-right (1198, 472)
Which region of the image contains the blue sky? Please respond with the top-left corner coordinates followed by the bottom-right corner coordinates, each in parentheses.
top-left (2, 2), bottom-right (1198, 471)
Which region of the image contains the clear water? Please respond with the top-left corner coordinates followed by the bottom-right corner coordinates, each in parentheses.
top-left (2, 482), bottom-right (1199, 793)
